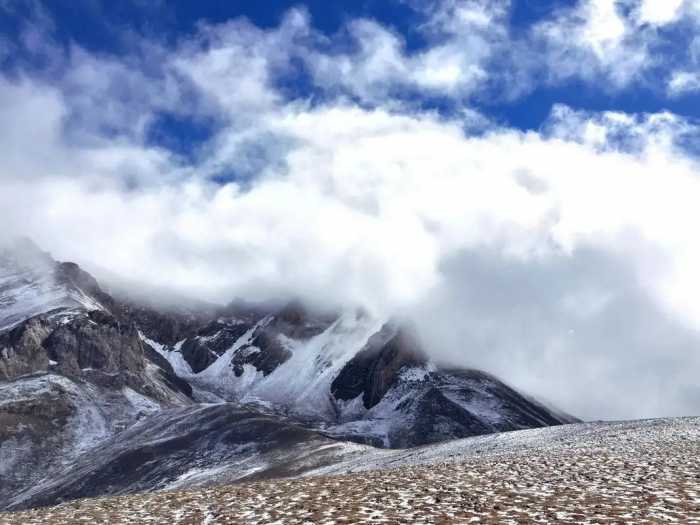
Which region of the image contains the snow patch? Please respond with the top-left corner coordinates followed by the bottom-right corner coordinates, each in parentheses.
top-left (123, 387), bottom-right (161, 415)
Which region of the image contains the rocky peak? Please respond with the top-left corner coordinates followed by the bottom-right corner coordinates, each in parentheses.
top-left (331, 321), bottom-right (427, 409)
top-left (0, 242), bottom-right (192, 402)
top-left (0, 239), bottom-right (110, 332)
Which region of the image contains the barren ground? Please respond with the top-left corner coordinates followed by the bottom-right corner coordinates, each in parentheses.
top-left (2, 418), bottom-right (699, 524)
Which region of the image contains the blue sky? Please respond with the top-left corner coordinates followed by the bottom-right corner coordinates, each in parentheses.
top-left (3, 0), bottom-right (700, 419)
top-left (3, 0), bottom-right (699, 148)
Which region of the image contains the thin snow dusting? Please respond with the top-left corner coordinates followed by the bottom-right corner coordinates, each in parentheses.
top-left (0, 251), bottom-right (103, 332)
top-left (399, 366), bottom-right (430, 382)
top-left (3, 417), bottom-right (699, 524)
top-left (122, 387), bottom-right (161, 416)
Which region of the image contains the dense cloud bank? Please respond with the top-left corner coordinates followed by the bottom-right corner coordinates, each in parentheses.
top-left (2, 0), bottom-right (700, 419)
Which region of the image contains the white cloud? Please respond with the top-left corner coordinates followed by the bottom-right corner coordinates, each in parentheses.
top-left (636, 0), bottom-right (685, 26)
top-left (3, 3), bottom-right (700, 420)
top-left (668, 70), bottom-right (700, 95)
top-left (306, 0), bottom-right (508, 101)
top-left (529, 0), bottom-right (700, 90)
top-left (532, 0), bottom-right (652, 87)
top-left (172, 10), bottom-right (310, 119)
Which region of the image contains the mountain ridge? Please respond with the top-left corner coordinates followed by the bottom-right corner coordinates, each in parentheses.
top-left (0, 239), bottom-right (577, 510)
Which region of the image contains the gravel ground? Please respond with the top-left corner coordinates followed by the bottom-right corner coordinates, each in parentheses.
top-left (2, 417), bottom-right (699, 524)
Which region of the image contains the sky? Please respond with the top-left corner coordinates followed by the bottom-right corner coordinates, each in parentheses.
top-left (2, 0), bottom-right (700, 420)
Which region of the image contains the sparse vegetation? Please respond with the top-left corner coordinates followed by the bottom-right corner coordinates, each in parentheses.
top-left (3, 417), bottom-right (699, 524)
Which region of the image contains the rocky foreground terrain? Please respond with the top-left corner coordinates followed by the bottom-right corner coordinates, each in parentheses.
top-left (2, 417), bottom-right (698, 524)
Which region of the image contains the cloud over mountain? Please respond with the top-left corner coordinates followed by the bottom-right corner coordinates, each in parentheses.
top-left (2, 0), bottom-right (700, 419)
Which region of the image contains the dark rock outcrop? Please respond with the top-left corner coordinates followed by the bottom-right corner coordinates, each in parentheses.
top-left (115, 302), bottom-right (209, 348)
top-left (231, 327), bottom-right (292, 377)
top-left (331, 323), bottom-right (425, 409)
top-left (385, 369), bottom-right (571, 447)
top-left (0, 317), bottom-right (53, 380)
top-left (156, 301), bottom-right (335, 377)
top-left (179, 321), bottom-right (256, 373)
top-left (43, 310), bottom-right (144, 378)
top-left (389, 387), bottom-right (494, 448)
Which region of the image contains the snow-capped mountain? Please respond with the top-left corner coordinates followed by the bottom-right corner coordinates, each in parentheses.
top-left (144, 308), bottom-right (573, 447)
top-left (0, 239), bottom-right (105, 333)
top-left (0, 240), bottom-right (576, 510)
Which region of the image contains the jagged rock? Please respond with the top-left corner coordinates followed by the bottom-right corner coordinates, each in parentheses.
top-left (0, 317), bottom-right (53, 381)
top-left (115, 302), bottom-right (209, 347)
top-left (44, 310), bottom-right (144, 378)
top-left (164, 301), bottom-right (334, 377)
top-left (331, 323), bottom-right (425, 409)
top-left (231, 327), bottom-right (292, 377)
top-left (179, 321), bottom-right (255, 373)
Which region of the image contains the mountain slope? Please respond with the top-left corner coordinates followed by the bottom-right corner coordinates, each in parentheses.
top-left (7, 403), bottom-right (368, 511)
top-left (3, 417), bottom-right (697, 524)
top-left (0, 374), bottom-right (170, 509)
top-left (0, 240), bottom-right (106, 333)
top-left (0, 239), bottom-right (576, 511)
top-left (143, 311), bottom-right (575, 447)
top-left (0, 240), bottom-right (195, 509)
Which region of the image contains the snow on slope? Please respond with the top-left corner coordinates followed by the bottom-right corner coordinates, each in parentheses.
top-left (144, 306), bottom-right (570, 449)
top-left (0, 244), bottom-right (103, 332)
top-left (4, 403), bottom-right (374, 511)
top-left (0, 373), bottom-right (164, 509)
top-left (304, 416), bottom-right (700, 477)
top-left (244, 311), bottom-right (385, 419)
top-left (195, 317), bottom-right (272, 396)
top-left (139, 333), bottom-right (193, 377)
top-left (147, 310), bottom-right (386, 421)
top-left (4, 417), bottom-right (699, 525)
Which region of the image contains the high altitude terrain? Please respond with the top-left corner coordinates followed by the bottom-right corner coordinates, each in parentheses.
top-left (0, 238), bottom-right (573, 511)
top-left (2, 417), bottom-right (698, 524)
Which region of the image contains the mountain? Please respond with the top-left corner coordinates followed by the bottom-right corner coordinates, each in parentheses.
top-left (0, 239), bottom-right (576, 511)
top-left (0, 239), bottom-right (194, 509)
top-left (148, 310), bottom-right (572, 447)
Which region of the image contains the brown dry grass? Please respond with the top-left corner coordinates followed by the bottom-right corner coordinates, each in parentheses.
top-left (2, 431), bottom-right (699, 525)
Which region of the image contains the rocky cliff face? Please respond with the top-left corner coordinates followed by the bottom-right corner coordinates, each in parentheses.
top-left (331, 323), bottom-right (425, 409)
top-left (0, 317), bottom-right (52, 380)
top-left (0, 241), bottom-right (191, 401)
top-left (0, 240), bottom-right (197, 510)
